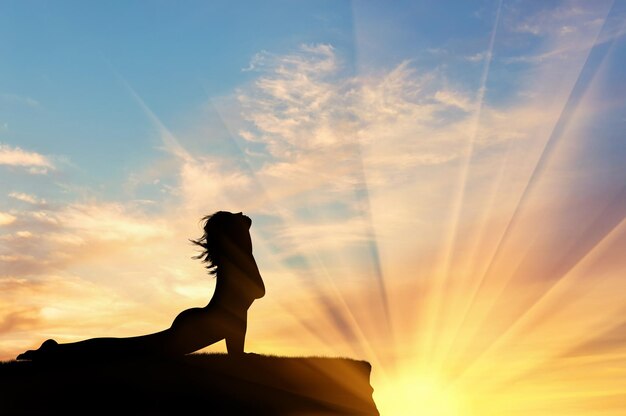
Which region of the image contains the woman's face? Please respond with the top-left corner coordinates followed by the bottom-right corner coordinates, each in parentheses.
top-left (227, 212), bottom-right (253, 254)
top-left (235, 212), bottom-right (252, 229)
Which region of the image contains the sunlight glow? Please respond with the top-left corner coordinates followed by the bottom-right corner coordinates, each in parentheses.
top-left (375, 369), bottom-right (466, 416)
top-left (2, 2), bottom-right (626, 415)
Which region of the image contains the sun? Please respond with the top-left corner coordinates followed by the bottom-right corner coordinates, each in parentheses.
top-left (374, 368), bottom-right (468, 416)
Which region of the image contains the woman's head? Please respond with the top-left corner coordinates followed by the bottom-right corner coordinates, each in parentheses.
top-left (191, 211), bottom-right (253, 275)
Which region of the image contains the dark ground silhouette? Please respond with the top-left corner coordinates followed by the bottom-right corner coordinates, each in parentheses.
top-left (11, 211), bottom-right (379, 414)
top-left (0, 353), bottom-right (379, 415)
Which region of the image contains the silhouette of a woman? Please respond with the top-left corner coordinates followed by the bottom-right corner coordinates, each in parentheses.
top-left (17, 211), bottom-right (265, 361)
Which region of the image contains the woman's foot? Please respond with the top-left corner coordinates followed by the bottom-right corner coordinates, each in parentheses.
top-left (16, 339), bottom-right (58, 361)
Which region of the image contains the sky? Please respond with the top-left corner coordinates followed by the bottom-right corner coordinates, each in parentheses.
top-left (2, 1), bottom-right (626, 414)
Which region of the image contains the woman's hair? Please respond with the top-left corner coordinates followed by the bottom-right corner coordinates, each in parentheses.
top-left (191, 211), bottom-right (251, 275)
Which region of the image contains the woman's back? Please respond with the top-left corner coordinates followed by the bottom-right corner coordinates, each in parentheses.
top-left (17, 211), bottom-right (264, 361)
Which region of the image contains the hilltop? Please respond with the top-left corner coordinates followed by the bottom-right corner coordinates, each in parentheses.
top-left (0, 353), bottom-right (379, 415)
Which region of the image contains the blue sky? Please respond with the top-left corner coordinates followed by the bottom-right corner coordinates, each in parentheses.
top-left (0, 1), bottom-right (509, 192)
top-left (2, 1), bottom-right (626, 414)
top-left (0, 0), bottom-right (540, 208)
top-left (1, 1), bottom-right (357, 191)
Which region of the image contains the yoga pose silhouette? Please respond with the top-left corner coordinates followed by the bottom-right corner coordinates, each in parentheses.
top-left (17, 211), bottom-right (265, 361)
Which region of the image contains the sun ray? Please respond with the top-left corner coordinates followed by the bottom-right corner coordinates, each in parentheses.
top-left (110, 69), bottom-right (379, 359)
top-left (5, 4), bottom-right (626, 414)
top-left (351, 145), bottom-right (395, 349)
top-left (424, 0), bottom-right (503, 367)
top-left (445, 3), bottom-right (619, 376)
top-left (309, 251), bottom-right (392, 378)
top-left (437, 138), bottom-right (515, 364)
top-left (208, 48), bottom-right (395, 363)
top-left (451, 201), bottom-right (626, 386)
top-left (191, 104), bottom-right (382, 359)
top-left (114, 75), bottom-right (192, 162)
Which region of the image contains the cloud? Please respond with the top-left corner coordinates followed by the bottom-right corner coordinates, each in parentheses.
top-left (269, 215), bottom-right (372, 256)
top-left (0, 198), bottom-right (196, 361)
top-left (511, 2), bottom-right (604, 37)
top-left (179, 42), bottom-right (574, 277)
top-left (503, 46), bottom-right (574, 64)
top-left (2, 9), bottom-right (622, 370)
top-left (434, 89), bottom-right (473, 111)
top-left (0, 202), bottom-right (171, 278)
top-left (0, 212), bottom-right (16, 226)
top-left (465, 51), bottom-right (488, 62)
top-left (237, 46), bottom-right (480, 180)
top-left (0, 93), bottom-right (40, 108)
top-left (234, 43), bottom-right (555, 209)
top-left (8, 192), bottom-right (44, 205)
top-left (238, 44), bottom-right (344, 158)
top-left (241, 50), bottom-right (269, 72)
top-left (0, 143), bottom-right (54, 174)
top-left (59, 203), bottom-right (169, 242)
top-left (0, 275), bottom-right (147, 358)
top-left (503, 1), bottom-right (618, 65)
top-left (205, 29), bottom-right (626, 363)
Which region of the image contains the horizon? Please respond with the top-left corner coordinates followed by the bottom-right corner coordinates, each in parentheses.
top-left (2, 1), bottom-right (626, 414)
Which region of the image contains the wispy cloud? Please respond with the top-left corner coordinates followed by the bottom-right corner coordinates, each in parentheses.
top-left (0, 143), bottom-right (54, 174)
top-left (8, 192), bottom-right (45, 205)
top-left (237, 45), bottom-right (480, 181)
top-left (0, 275), bottom-right (144, 358)
top-left (233, 42), bottom-right (546, 208)
top-left (434, 89), bottom-right (473, 111)
top-left (0, 93), bottom-right (40, 108)
top-left (511, 3), bottom-right (602, 37)
top-left (464, 51), bottom-right (488, 62)
top-left (0, 212), bottom-right (17, 226)
top-left (0, 202), bottom-right (171, 278)
top-left (504, 1), bottom-right (618, 65)
top-left (2, 8), bottom-right (624, 390)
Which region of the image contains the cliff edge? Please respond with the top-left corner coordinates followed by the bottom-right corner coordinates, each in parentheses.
top-left (0, 353), bottom-right (379, 415)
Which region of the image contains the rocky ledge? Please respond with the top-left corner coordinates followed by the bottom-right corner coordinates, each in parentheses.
top-left (0, 353), bottom-right (379, 415)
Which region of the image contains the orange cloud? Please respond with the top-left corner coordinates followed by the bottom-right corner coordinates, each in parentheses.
top-left (0, 143), bottom-right (54, 174)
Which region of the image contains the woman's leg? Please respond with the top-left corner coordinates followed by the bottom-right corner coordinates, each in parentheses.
top-left (17, 308), bottom-right (246, 361)
top-left (17, 331), bottom-right (172, 362)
